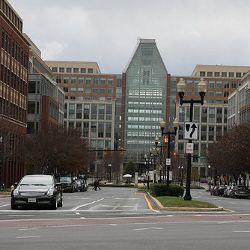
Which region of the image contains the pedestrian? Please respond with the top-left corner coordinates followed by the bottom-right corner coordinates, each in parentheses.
top-left (97, 179), bottom-right (101, 190)
top-left (93, 180), bottom-right (98, 191)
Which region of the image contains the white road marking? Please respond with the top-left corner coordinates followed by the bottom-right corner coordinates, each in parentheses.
top-left (133, 227), bottom-right (164, 231)
top-left (71, 198), bottom-right (104, 211)
top-left (18, 227), bottom-right (38, 231)
top-left (233, 231), bottom-right (250, 233)
top-left (16, 235), bottom-right (40, 239)
top-left (0, 204), bottom-right (9, 208)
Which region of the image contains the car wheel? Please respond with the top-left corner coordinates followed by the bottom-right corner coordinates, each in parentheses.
top-left (58, 197), bottom-right (63, 207)
top-left (52, 198), bottom-right (58, 210)
top-left (11, 198), bottom-right (18, 209)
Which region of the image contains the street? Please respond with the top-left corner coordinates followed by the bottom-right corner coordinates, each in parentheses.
top-left (0, 187), bottom-right (250, 250)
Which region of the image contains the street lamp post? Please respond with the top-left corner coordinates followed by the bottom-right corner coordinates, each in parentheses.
top-left (108, 163), bottom-right (112, 182)
top-left (159, 118), bottom-right (179, 188)
top-left (178, 166), bottom-right (184, 186)
top-left (177, 78), bottom-right (207, 200)
top-left (144, 153), bottom-right (150, 189)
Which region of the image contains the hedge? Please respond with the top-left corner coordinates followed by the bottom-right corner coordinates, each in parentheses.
top-left (150, 183), bottom-right (184, 197)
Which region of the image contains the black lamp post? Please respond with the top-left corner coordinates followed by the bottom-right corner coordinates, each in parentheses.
top-left (177, 78), bottom-right (207, 200)
top-left (178, 166), bottom-right (184, 186)
top-left (144, 153), bottom-right (150, 189)
top-left (159, 118), bottom-right (179, 188)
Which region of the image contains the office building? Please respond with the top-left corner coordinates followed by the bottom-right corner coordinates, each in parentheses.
top-left (25, 35), bottom-right (64, 134)
top-left (121, 39), bottom-right (174, 170)
top-left (228, 72), bottom-right (250, 128)
top-left (46, 61), bottom-right (118, 175)
top-left (0, 0), bottom-right (29, 186)
top-left (174, 65), bottom-right (250, 177)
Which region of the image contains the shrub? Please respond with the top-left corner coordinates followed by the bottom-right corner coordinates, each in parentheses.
top-left (150, 183), bottom-right (184, 197)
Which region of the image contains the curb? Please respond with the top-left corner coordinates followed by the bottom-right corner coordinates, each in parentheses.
top-left (145, 191), bottom-right (226, 212)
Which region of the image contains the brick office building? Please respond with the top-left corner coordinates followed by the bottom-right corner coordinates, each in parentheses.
top-left (0, 0), bottom-right (29, 187)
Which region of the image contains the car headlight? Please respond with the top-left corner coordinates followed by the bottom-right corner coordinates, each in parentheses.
top-left (47, 188), bottom-right (54, 196)
top-left (13, 189), bottom-right (19, 196)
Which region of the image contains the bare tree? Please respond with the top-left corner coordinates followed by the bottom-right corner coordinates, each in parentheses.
top-left (208, 123), bottom-right (250, 182)
top-left (25, 127), bottom-right (89, 176)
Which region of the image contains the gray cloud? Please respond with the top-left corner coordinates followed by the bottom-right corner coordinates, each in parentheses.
top-left (8, 0), bottom-right (250, 75)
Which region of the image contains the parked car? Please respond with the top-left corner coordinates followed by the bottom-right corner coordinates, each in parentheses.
top-left (11, 174), bottom-right (63, 209)
top-left (75, 179), bottom-right (88, 192)
top-left (228, 185), bottom-right (249, 199)
top-left (59, 176), bottom-right (76, 192)
top-left (210, 186), bottom-right (219, 196)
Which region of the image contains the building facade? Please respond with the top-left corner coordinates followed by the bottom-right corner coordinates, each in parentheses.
top-left (45, 61), bottom-right (118, 175)
top-left (26, 35), bottom-right (64, 134)
top-left (174, 65), bottom-right (250, 178)
top-left (228, 72), bottom-right (250, 129)
top-left (121, 39), bottom-right (174, 169)
top-left (0, 0), bottom-right (29, 186)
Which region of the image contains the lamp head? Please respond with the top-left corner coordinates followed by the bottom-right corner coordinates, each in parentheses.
top-left (198, 78), bottom-right (207, 105)
top-left (160, 120), bottom-right (166, 134)
top-left (173, 117), bottom-right (179, 134)
top-left (177, 78), bottom-right (186, 104)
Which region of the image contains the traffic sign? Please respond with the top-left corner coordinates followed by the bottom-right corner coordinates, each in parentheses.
top-left (166, 158), bottom-right (171, 165)
top-left (184, 122), bottom-right (198, 140)
top-left (186, 143), bottom-right (194, 154)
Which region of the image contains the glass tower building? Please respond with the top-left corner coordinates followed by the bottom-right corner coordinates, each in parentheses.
top-left (122, 39), bottom-right (169, 165)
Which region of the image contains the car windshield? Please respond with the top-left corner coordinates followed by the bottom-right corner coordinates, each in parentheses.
top-left (20, 176), bottom-right (53, 186)
top-left (60, 177), bottom-right (72, 183)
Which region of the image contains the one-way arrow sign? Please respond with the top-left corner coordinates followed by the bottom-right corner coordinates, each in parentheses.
top-left (184, 122), bottom-right (198, 140)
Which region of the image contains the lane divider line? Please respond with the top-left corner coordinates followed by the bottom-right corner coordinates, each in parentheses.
top-left (144, 194), bottom-right (159, 213)
top-left (71, 198), bottom-right (104, 211)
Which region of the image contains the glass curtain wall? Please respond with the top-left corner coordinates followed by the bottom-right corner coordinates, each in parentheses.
top-left (124, 40), bottom-right (168, 163)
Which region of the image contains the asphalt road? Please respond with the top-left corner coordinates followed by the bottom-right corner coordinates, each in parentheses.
top-left (1, 187), bottom-right (250, 250)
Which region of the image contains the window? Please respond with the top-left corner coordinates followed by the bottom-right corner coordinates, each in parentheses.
top-left (201, 107), bottom-right (207, 123)
top-left (143, 70), bottom-right (150, 85)
top-left (105, 123), bottom-right (111, 138)
top-left (80, 68), bottom-right (86, 73)
top-left (229, 72), bottom-right (234, 77)
top-left (84, 104), bottom-right (90, 119)
top-left (98, 104), bottom-right (105, 120)
top-left (73, 68), bottom-right (79, 73)
top-left (214, 72), bottom-right (220, 77)
top-left (207, 72), bottom-right (213, 77)
top-left (86, 78), bottom-right (91, 85)
top-left (28, 81), bottom-right (36, 93)
top-left (52, 67), bottom-right (57, 72)
top-left (236, 72), bottom-right (241, 78)
top-left (91, 104), bottom-right (97, 119)
top-left (28, 102), bottom-right (35, 114)
top-left (221, 72), bottom-right (227, 77)
top-left (200, 72), bottom-right (205, 77)
top-left (98, 123), bottom-right (104, 138)
top-left (59, 67), bottom-right (64, 73)
top-left (88, 68), bottom-right (93, 73)
top-left (66, 68), bottom-right (72, 73)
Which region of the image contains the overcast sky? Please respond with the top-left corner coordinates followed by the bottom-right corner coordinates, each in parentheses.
top-left (8, 0), bottom-right (250, 75)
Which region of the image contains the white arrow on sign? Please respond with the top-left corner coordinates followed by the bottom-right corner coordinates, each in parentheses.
top-left (184, 122), bottom-right (198, 140)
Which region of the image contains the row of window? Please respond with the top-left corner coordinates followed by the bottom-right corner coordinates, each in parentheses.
top-left (200, 71), bottom-right (244, 78)
top-left (57, 77), bottom-right (114, 85)
top-left (65, 121), bottom-right (112, 139)
top-left (64, 87), bottom-right (113, 95)
top-left (127, 116), bottom-right (163, 122)
top-left (127, 109), bottom-right (162, 114)
top-left (1, 31), bottom-right (28, 67)
top-left (0, 0), bottom-right (23, 31)
top-left (51, 67), bottom-right (95, 74)
top-left (179, 106), bottom-right (227, 124)
top-left (0, 97), bottom-right (26, 123)
top-left (1, 65), bottom-right (27, 95)
top-left (65, 103), bottom-right (112, 120)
